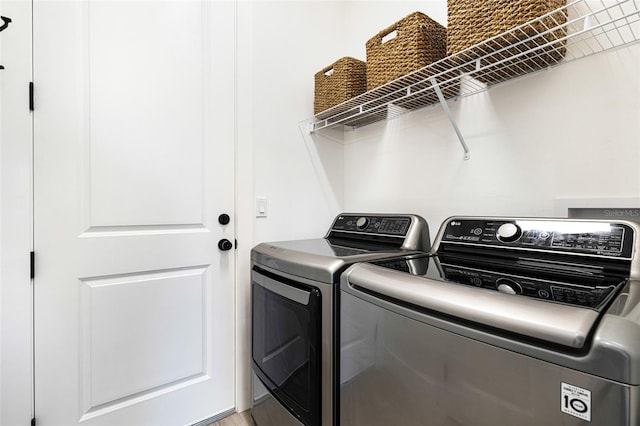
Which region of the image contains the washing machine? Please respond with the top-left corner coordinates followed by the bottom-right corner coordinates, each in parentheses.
top-left (340, 216), bottom-right (640, 425)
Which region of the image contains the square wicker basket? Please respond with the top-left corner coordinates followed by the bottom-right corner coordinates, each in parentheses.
top-left (366, 11), bottom-right (447, 91)
top-left (447, 0), bottom-right (567, 83)
top-left (314, 57), bottom-right (367, 115)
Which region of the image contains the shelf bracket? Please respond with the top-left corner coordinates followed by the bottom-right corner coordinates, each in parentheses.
top-left (429, 77), bottom-right (470, 160)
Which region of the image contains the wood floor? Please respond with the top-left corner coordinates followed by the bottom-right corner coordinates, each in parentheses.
top-left (207, 410), bottom-right (254, 426)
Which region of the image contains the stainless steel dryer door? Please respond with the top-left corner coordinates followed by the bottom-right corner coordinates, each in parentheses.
top-left (252, 267), bottom-right (322, 426)
top-left (340, 269), bottom-right (638, 426)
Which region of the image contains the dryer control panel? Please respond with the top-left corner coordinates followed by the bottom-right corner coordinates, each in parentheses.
top-left (440, 218), bottom-right (635, 259)
top-left (330, 214), bottom-right (412, 236)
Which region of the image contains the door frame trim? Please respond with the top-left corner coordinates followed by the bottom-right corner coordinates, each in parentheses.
top-left (0, 0), bottom-right (34, 424)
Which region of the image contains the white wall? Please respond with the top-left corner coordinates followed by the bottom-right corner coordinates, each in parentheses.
top-left (235, 0), bottom-right (348, 411)
top-left (249, 1), bottom-right (347, 244)
top-left (335, 1), bottom-right (640, 236)
top-left (244, 2), bottom-right (448, 243)
top-left (243, 0), bottom-right (639, 244)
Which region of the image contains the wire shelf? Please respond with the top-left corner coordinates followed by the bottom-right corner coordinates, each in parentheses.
top-left (305, 0), bottom-right (640, 133)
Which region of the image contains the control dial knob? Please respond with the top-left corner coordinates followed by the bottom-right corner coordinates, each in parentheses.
top-left (496, 223), bottom-right (522, 243)
top-left (356, 217), bottom-right (369, 230)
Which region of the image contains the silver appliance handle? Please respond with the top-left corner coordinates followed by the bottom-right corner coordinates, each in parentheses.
top-left (252, 269), bottom-right (311, 305)
top-left (343, 263), bottom-right (599, 349)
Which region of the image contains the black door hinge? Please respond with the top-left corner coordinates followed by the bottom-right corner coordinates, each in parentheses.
top-left (29, 82), bottom-right (34, 111)
top-left (31, 417), bottom-right (36, 426)
top-left (0, 16), bottom-right (11, 33)
top-left (30, 251), bottom-right (35, 279)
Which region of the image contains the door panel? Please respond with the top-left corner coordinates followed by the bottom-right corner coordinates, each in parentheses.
top-left (88, 1), bottom-right (205, 227)
top-left (33, 1), bottom-right (236, 425)
top-left (81, 267), bottom-right (206, 411)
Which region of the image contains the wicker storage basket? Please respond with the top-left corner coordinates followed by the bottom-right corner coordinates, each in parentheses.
top-left (314, 57), bottom-right (367, 115)
top-left (447, 0), bottom-right (567, 83)
top-left (366, 11), bottom-right (447, 91)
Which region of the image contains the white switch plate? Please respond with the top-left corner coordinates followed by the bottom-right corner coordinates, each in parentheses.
top-left (256, 197), bottom-right (268, 218)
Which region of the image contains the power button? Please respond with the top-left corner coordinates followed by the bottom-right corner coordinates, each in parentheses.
top-left (497, 223), bottom-right (522, 243)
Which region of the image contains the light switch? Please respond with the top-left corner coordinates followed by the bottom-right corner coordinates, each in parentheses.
top-left (256, 197), bottom-right (268, 218)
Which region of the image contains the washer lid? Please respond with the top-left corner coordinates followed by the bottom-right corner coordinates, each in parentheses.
top-left (343, 261), bottom-right (605, 349)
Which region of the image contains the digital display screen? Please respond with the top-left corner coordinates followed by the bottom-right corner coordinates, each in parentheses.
top-left (378, 218), bottom-right (410, 235)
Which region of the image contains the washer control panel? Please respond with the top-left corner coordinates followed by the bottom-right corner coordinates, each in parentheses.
top-left (331, 214), bottom-right (412, 236)
top-left (441, 218), bottom-right (635, 259)
top-left (440, 262), bottom-right (619, 309)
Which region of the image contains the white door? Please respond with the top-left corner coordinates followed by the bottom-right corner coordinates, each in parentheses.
top-left (33, 1), bottom-right (236, 425)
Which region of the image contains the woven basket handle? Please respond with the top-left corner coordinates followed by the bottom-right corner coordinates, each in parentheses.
top-left (375, 22), bottom-right (399, 45)
top-left (320, 64), bottom-right (335, 77)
